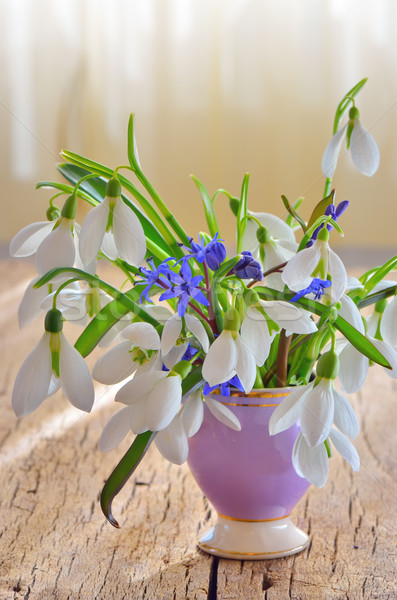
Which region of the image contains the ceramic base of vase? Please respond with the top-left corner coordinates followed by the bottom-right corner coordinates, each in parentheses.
top-left (198, 515), bottom-right (309, 560)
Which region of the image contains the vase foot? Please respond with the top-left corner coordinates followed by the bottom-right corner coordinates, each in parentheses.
top-left (198, 515), bottom-right (309, 560)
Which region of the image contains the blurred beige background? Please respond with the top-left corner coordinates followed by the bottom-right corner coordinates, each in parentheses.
top-left (1, 0), bottom-right (396, 263)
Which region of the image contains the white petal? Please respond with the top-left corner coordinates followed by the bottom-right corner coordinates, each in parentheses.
top-left (269, 385), bottom-right (310, 435)
top-left (9, 221), bottom-right (54, 257)
top-left (101, 230), bottom-right (118, 260)
top-left (59, 333), bottom-right (95, 412)
top-left (339, 295), bottom-right (365, 333)
top-left (185, 313), bottom-right (209, 352)
top-left (18, 277), bottom-right (50, 328)
top-left (181, 391), bottom-right (204, 437)
top-left (162, 342), bottom-right (188, 370)
top-left (328, 249), bottom-right (347, 303)
top-left (146, 374), bottom-right (182, 431)
top-left (301, 379), bottom-right (334, 446)
top-left (234, 335), bottom-right (256, 393)
top-left (281, 243), bottom-right (321, 291)
top-left (116, 370), bottom-right (167, 405)
top-left (202, 330), bottom-right (237, 387)
top-left (204, 396), bottom-right (241, 431)
top-left (329, 429), bottom-right (360, 471)
top-left (79, 200), bottom-right (109, 265)
top-left (332, 389), bottom-right (359, 439)
top-left (370, 337), bottom-right (397, 378)
top-left (161, 314), bottom-right (182, 355)
top-left (99, 406), bottom-right (132, 451)
top-left (113, 198), bottom-right (146, 266)
top-left (155, 416), bottom-right (189, 465)
top-left (321, 124), bottom-right (348, 178)
top-left (144, 304), bottom-right (173, 324)
top-left (293, 433), bottom-right (329, 488)
top-left (12, 333), bottom-right (53, 416)
top-left (241, 307), bottom-right (272, 365)
top-left (247, 211), bottom-right (296, 243)
top-left (129, 401), bottom-right (151, 434)
top-left (380, 296), bottom-right (397, 348)
top-left (262, 301), bottom-right (317, 334)
top-left (92, 341), bottom-right (136, 384)
top-left (338, 343), bottom-right (368, 393)
top-left (35, 219), bottom-right (76, 275)
top-left (350, 120), bottom-right (380, 177)
top-left (346, 276), bottom-right (363, 291)
top-left (122, 322), bottom-right (161, 350)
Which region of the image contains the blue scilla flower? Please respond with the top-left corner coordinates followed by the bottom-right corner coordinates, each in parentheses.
top-left (185, 233), bottom-right (227, 271)
top-left (307, 201), bottom-right (349, 248)
top-left (136, 257), bottom-right (174, 303)
top-left (159, 259), bottom-right (209, 317)
top-left (232, 251), bottom-right (263, 280)
top-left (203, 375), bottom-right (245, 397)
top-left (290, 278), bottom-right (332, 302)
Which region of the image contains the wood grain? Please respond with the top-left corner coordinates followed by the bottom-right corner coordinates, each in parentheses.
top-left (0, 260), bottom-right (396, 600)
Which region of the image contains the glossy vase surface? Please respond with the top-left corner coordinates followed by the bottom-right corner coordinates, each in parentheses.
top-left (187, 388), bottom-right (310, 559)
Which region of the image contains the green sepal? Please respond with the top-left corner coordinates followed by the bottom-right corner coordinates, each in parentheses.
top-left (306, 190), bottom-right (335, 231)
top-left (106, 177), bottom-right (121, 198)
top-left (316, 350), bottom-right (340, 379)
top-left (45, 308), bottom-right (63, 333)
top-left (61, 193), bottom-right (78, 219)
top-left (190, 175), bottom-right (220, 238)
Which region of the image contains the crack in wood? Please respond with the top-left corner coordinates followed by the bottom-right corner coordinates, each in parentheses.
top-left (207, 556), bottom-right (219, 600)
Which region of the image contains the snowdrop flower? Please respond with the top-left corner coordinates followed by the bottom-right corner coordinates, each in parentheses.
top-left (380, 293), bottom-right (397, 350)
top-left (79, 177), bottom-right (146, 266)
top-left (269, 350), bottom-right (359, 447)
top-left (282, 227), bottom-right (347, 304)
top-left (161, 312), bottom-right (209, 357)
top-left (292, 429), bottom-right (360, 488)
top-left (202, 308), bottom-right (256, 393)
top-left (241, 298), bottom-right (317, 365)
top-left (12, 308), bottom-right (95, 417)
top-left (243, 212), bottom-right (297, 289)
top-left (337, 295), bottom-right (397, 392)
top-left (322, 106), bottom-right (380, 178)
top-left (93, 322), bottom-right (161, 384)
top-left (10, 194), bottom-right (79, 276)
top-left (41, 284), bottom-right (112, 328)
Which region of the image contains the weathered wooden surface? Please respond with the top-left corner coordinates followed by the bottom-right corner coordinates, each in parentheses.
top-left (0, 260), bottom-right (396, 600)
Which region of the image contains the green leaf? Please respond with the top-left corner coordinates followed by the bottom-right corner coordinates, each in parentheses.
top-left (191, 175), bottom-right (219, 238)
top-left (236, 174), bottom-right (249, 254)
top-left (357, 284), bottom-right (397, 309)
top-left (101, 431), bottom-right (155, 528)
top-left (281, 195), bottom-right (307, 233)
top-left (306, 190), bottom-right (335, 230)
top-left (334, 315), bottom-right (391, 368)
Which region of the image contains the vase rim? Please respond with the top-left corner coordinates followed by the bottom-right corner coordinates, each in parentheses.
top-left (205, 384), bottom-right (306, 400)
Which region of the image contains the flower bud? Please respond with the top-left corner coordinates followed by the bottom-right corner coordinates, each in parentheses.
top-left (46, 205), bottom-right (61, 221)
top-left (232, 251), bottom-right (263, 280)
top-left (256, 226), bottom-right (271, 244)
top-left (316, 350), bottom-right (340, 380)
top-left (45, 308), bottom-right (63, 333)
top-left (229, 197), bottom-right (239, 216)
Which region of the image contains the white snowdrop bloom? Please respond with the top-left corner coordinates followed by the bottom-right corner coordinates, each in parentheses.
top-left (282, 236), bottom-right (347, 304)
top-left (243, 212), bottom-right (297, 289)
top-left (12, 309), bottom-right (94, 417)
top-left (161, 313), bottom-right (209, 357)
top-left (114, 370), bottom-right (182, 433)
top-left (380, 294), bottom-right (397, 349)
top-left (269, 375), bottom-right (359, 447)
top-left (202, 329), bottom-right (256, 393)
top-left (292, 429), bottom-right (360, 488)
top-left (241, 300), bottom-right (317, 365)
top-left (79, 178), bottom-right (146, 266)
top-left (93, 322), bottom-right (161, 384)
top-left (322, 109), bottom-right (380, 178)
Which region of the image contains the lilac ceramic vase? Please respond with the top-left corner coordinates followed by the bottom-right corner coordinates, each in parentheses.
top-left (187, 388), bottom-right (310, 560)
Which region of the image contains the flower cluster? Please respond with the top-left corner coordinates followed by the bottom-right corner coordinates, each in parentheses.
top-left (10, 81), bottom-right (397, 511)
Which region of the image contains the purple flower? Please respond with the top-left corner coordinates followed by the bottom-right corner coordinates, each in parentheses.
top-left (203, 375), bottom-right (245, 396)
top-left (232, 251), bottom-right (263, 280)
top-left (307, 201), bottom-right (349, 247)
top-left (159, 259), bottom-right (209, 317)
top-left (290, 278), bottom-right (332, 302)
top-left (185, 233), bottom-right (227, 271)
top-left (136, 257), bottom-right (173, 303)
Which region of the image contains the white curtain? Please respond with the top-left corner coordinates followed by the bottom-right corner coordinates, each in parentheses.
top-left (1, 0), bottom-right (397, 249)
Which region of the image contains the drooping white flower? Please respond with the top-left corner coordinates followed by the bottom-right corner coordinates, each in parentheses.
top-left (243, 212), bottom-right (297, 289)
top-left (241, 299), bottom-right (317, 365)
top-left (282, 234), bottom-right (347, 304)
top-left (93, 322), bottom-right (161, 384)
top-left (202, 328), bottom-right (256, 393)
top-left (114, 370), bottom-right (182, 433)
top-left (79, 178), bottom-right (146, 266)
top-left (12, 309), bottom-right (95, 417)
top-left (292, 428), bottom-right (360, 488)
top-left (269, 372), bottom-right (359, 447)
top-left (161, 313), bottom-right (209, 356)
top-left (322, 108), bottom-right (380, 178)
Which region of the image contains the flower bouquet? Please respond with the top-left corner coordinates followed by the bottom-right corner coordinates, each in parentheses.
top-left (10, 79), bottom-right (397, 556)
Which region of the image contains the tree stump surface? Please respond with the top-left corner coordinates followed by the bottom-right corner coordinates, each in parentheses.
top-left (0, 260), bottom-right (396, 600)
